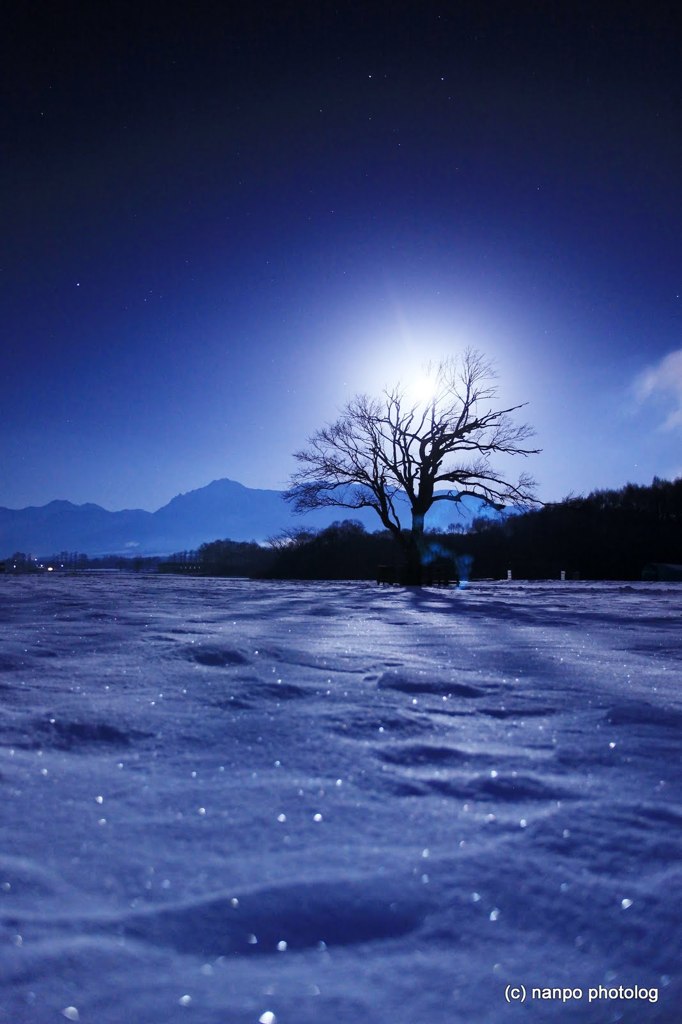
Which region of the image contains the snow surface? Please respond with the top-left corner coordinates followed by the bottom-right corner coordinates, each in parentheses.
top-left (1, 575), bottom-right (680, 1024)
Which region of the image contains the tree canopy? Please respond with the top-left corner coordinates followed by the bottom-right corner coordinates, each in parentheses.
top-left (286, 350), bottom-right (540, 579)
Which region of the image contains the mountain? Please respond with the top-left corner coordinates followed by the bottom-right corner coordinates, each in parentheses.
top-left (0, 499), bottom-right (153, 558)
top-left (0, 478), bottom-right (498, 557)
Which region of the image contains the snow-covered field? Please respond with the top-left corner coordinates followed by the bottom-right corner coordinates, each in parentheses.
top-left (1, 575), bottom-right (680, 1024)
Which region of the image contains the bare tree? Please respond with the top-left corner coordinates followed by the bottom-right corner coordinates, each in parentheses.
top-left (285, 350), bottom-right (540, 580)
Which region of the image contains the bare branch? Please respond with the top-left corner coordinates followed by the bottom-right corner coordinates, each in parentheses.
top-left (284, 349), bottom-right (542, 547)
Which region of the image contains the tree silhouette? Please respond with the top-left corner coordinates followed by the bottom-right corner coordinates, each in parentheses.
top-left (285, 350), bottom-right (540, 582)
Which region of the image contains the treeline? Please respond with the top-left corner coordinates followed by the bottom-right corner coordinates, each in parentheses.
top-left (254, 477), bottom-right (682, 582)
top-left (188, 529), bottom-right (397, 579)
top-left (464, 476), bottom-right (682, 581)
top-left (188, 538), bottom-right (274, 576)
top-left (264, 522), bottom-right (398, 580)
top-left (5, 478), bottom-right (679, 582)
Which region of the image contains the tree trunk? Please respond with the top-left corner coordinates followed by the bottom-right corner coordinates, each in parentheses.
top-left (403, 511), bottom-right (425, 585)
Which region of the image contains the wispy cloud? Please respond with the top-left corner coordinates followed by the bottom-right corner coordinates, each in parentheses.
top-left (635, 348), bottom-right (682, 430)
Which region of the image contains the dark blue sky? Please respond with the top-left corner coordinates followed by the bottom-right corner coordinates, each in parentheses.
top-left (3, 1), bottom-right (681, 511)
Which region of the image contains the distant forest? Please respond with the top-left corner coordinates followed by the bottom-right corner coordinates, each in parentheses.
top-left (5, 478), bottom-right (681, 583)
top-left (257, 476), bottom-right (682, 582)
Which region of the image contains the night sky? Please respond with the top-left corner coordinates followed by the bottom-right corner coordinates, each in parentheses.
top-left (3, 2), bottom-right (681, 512)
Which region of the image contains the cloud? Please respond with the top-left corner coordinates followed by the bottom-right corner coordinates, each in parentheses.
top-left (635, 348), bottom-right (682, 430)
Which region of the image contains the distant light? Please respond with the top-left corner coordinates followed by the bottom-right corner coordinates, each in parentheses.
top-left (47, 566), bottom-right (54, 572)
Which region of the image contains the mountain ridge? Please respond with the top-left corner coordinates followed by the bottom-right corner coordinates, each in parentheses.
top-left (0, 478), bottom-right (497, 557)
